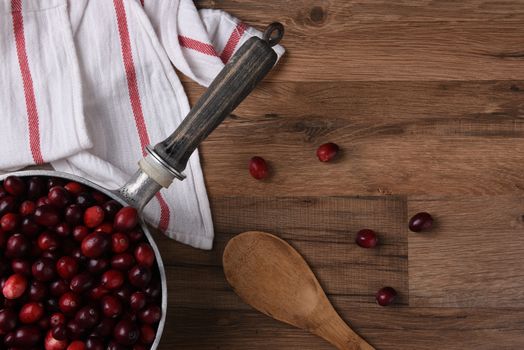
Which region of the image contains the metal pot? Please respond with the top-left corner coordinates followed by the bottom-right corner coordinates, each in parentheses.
top-left (0, 23), bottom-right (283, 349)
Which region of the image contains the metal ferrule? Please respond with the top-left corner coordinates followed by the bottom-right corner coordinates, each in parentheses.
top-left (117, 170), bottom-right (162, 212)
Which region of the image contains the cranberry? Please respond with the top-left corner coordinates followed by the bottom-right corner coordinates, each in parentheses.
top-left (48, 186), bottom-right (71, 208)
top-left (38, 231), bottom-right (59, 251)
top-left (74, 305), bottom-right (99, 329)
top-left (92, 192), bottom-right (108, 205)
top-left (64, 205), bottom-right (83, 225)
top-left (91, 318), bottom-right (115, 337)
top-left (45, 329), bottom-right (68, 350)
top-left (55, 223), bottom-right (72, 237)
top-left (50, 312), bottom-right (66, 327)
top-left (56, 257), bottom-right (78, 280)
top-left (71, 249), bottom-right (87, 265)
top-left (101, 295), bottom-right (122, 318)
top-left (84, 337), bottom-right (103, 350)
top-left (37, 195), bottom-right (51, 207)
top-left (81, 233), bottom-right (109, 258)
top-left (127, 229), bottom-right (144, 243)
top-left (51, 324), bottom-right (68, 340)
top-left (42, 249), bottom-right (61, 260)
top-left (0, 308), bottom-right (17, 332)
top-left (86, 258), bottom-right (109, 275)
top-left (248, 156), bottom-right (269, 179)
top-left (87, 285), bottom-right (109, 300)
top-left (409, 212), bottom-right (434, 232)
top-left (128, 265), bottom-right (151, 289)
top-left (68, 340), bottom-right (86, 350)
top-left (72, 226), bottom-right (89, 242)
top-left (59, 292), bottom-right (80, 314)
top-left (129, 291), bottom-right (147, 310)
top-left (6, 233), bottom-right (30, 258)
top-left (47, 178), bottom-right (66, 190)
top-left (34, 205), bottom-right (61, 227)
top-left (70, 273), bottom-right (94, 294)
top-left (140, 324), bottom-right (156, 344)
top-left (113, 207), bottom-right (138, 232)
top-left (102, 200), bottom-right (122, 221)
top-left (0, 196), bottom-right (16, 216)
top-left (49, 280), bottom-right (69, 297)
top-left (21, 217), bottom-right (40, 236)
top-left (134, 243), bottom-right (155, 267)
top-left (107, 340), bottom-right (127, 350)
top-left (94, 222), bottom-right (113, 234)
top-left (66, 320), bottom-right (84, 340)
top-left (111, 253), bottom-right (135, 270)
top-left (316, 142), bottom-right (339, 162)
top-left (138, 305), bottom-right (161, 324)
top-left (4, 176), bottom-right (26, 196)
top-left (1, 213), bottom-right (19, 231)
top-left (39, 314), bottom-right (51, 329)
top-left (376, 286), bottom-right (397, 306)
top-left (19, 200), bottom-right (36, 216)
top-left (75, 193), bottom-right (95, 208)
top-left (11, 259), bottom-right (31, 275)
top-left (19, 302), bottom-right (44, 324)
top-left (114, 285), bottom-right (132, 301)
top-left (28, 281), bottom-right (47, 301)
top-left (355, 229), bottom-right (378, 248)
top-left (64, 182), bottom-right (84, 195)
top-left (113, 319), bottom-right (139, 345)
top-left (32, 258), bottom-right (56, 282)
top-left (101, 270), bottom-right (124, 290)
top-left (27, 177), bottom-right (46, 199)
top-left (111, 232), bottom-right (129, 254)
top-left (144, 280), bottom-right (161, 301)
top-left (14, 325), bottom-right (41, 346)
top-left (83, 206), bottom-right (104, 228)
top-left (3, 274), bottom-right (28, 299)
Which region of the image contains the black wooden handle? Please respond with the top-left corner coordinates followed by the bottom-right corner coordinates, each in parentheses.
top-left (153, 23), bottom-right (283, 174)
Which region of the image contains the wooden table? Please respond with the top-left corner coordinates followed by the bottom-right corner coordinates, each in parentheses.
top-left (157, 1), bottom-right (524, 349)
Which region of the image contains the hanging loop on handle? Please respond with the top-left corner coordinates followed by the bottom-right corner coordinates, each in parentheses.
top-left (263, 22), bottom-right (284, 47)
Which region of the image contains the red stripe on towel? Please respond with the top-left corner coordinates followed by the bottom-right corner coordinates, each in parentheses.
top-left (114, 0), bottom-right (171, 231)
top-left (12, 0), bottom-right (44, 164)
top-left (178, 35), bottom-right (219, 57)
top-left (219, 22), bottom-right (247, 63)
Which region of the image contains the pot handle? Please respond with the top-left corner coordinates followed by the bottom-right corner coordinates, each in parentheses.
top-left (152, 23), bottom-right (284, 176)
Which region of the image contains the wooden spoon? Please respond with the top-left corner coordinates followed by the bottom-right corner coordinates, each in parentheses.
top-left (223, 231), bottom-right (375, 350)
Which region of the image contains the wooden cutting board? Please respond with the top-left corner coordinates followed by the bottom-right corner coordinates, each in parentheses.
top-left (151, 0), bottom-right (524, 349)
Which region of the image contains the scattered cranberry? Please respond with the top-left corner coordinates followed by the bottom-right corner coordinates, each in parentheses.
top-left (113, 207), bottom-right (138, 232)
top-left (316, 142), bottom-right (339, 162)
top-left (83, 206), bottom-right (104, 228)
top-left (248, 156), bottom-right (269, 180)
top-left (376, 286), bottom-right (397, 306)
top-left (3, 273), bottom-right (28, 299)
top-left (409, 212), bottom-right (434, 232)
top-left (355, 229), bottom-right (378, 248)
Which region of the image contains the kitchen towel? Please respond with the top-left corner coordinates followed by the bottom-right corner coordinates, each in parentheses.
top-left (0, 0), bottom-right (284, 249)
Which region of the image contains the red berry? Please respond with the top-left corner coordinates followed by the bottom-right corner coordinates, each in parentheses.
top-left (111, 253), bottom-right (135, 270)
top-left (65, 205), bottom-right (83, 225)
top-left (67, 340), bottom-right (86, 350)
top-left (6, 233), bottom-right (30, 258)
top-left (72, 226), bottom-right (89, 242)
top-left (19, 302), bottom-right (44, 324)
top-left (138, 305), bottom-right (161, 324)
top-left (3, 273), bottom-right (28, 299)
top-left (74, 305), bottom-right (99, 329)
top-left (55, 223), bottom-right (72, 237)
top-left (355, 229), bottom-right (378, 248)
top-left (248, 156), bottom-right (269, 180)
top-left (34, 205), bottom-right (61, 227)
top-left (48, 186), bottom-right (71, 208)
top-left (50, 313), bottom-right (66, 327)
top-left (113, 207), bottom-right (138, 232)
top-left (38, 231), bottom-right (59, 251)
top-left (376, 286), bottom-right (397, 306)
top-left (56, 257), bottom-right (78, 280)
top-left (0, 309), bottom-right (17, 332)
top-left (83, 206), bottom-right (105, 228)
top-left (52, 324), bottom-right (68, 340)
top-left (128, 265), bottom-right (151, 289)
top-left (14, 325), bottom-right (42, 346)
top-left (113, 319), bottom-right (139, 346)
top-left (101, 295), bottom-right (122, 318)
top-left (81, 233), bottom-right (110, 258)
top-left (111, 232), bottom-right (129, 253)
top-left (70, 273), bottom-right (94, 293)
top-left (4, 176), bottom-right (26, 196)
top-left (28, 280), bottom-right (47, 301)
top-left (140, 324), bottom-right (156, 344)
top-left (59, 292), bottom-right (81, 314)
top-left (129, 291), bottom-right (147, 311)
top-left (32, 258), bottom-right (56, 282)
top-left (45, 329), bottom-right (68, 350)
top-left (88, 285), bottom-right (109, 300)
top-left (134, 243), bottom-right (155, 267)
top-left (11, 258), bottom-right (31, 275)
top-left (1, 213), bottom-right (19, 231)
top-left (101, 270), bottom-right (124, 290)
top-left (86, 258), bottom-right (110, 274)
top-left (409, 212), bottom-right (434, 232)
top-left (316, 142), bottom-right (339, 162)
top-left (19, 200), bottom-right (36, 216)
top-left (94, 222), bottom-right (113, 234)
top-left (64, 182), bottom-right (84, 195)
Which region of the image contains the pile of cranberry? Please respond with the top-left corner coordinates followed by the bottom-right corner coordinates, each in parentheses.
top-left (0, 175), bottom-right (162, 350)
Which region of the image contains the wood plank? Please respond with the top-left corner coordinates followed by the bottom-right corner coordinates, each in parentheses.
top-left (161, 306), bottom-right (524, 350)
top-left (181, 81), bottom-right (524, 197)
top-left (409, 196), bottom-right (524, 308)
top-left (154, 196), bottom-right (408, 307)
top-left (189, 1), bottom-right (524, 81)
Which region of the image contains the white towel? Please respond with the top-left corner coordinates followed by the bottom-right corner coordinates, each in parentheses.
top-left (0, 0), bottom-right (284, 249)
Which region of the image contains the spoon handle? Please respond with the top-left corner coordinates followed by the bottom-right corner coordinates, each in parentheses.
top-left (313, 313), bottom-right (375, 350)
